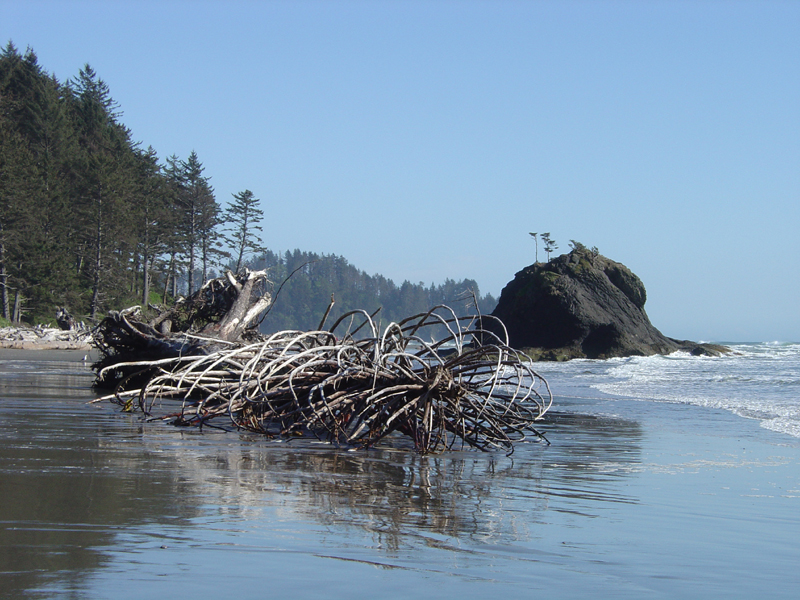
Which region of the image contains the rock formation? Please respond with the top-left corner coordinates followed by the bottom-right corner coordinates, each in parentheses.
top-left (487, 247), bottom-right (726, 360)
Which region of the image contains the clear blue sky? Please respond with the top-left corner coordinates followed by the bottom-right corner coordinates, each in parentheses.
top-left (3, 0), bottom-right (798, 342)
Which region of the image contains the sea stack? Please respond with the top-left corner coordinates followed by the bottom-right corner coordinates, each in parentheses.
top-left (487, 246), bottom-right (725, 360)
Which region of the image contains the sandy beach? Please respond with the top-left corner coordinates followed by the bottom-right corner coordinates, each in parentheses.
top-left (0, 326), bottom-right (92, 351)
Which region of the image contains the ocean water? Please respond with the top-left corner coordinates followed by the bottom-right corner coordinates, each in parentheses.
top-left (2, 347), bottom-right (799, 599)
top-left (534, 342), bottom-right (800, 440)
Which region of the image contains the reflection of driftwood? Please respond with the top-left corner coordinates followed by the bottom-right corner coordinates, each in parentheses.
top-left (95, 305), bottom-right (552, 454)
top-left (92, 269), bottom-right (271, 390)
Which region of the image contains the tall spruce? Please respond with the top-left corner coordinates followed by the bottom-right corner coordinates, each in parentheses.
top-left (0, 119), bottom-right (37, 320)
top-left (0, 43), bottom-right (75, 321)
top-left (176, 151), bottom-right (219, 294)
top-left (68, 63), bottom-right (136, 320)
top-left (162, 154), bottom-right (186, 301)
top-left (132, 147), bottom-right (171, 305)
top-left (197, 182), bottom-right (224, 285)
top-left (222, 189), bottom-right (266, 273)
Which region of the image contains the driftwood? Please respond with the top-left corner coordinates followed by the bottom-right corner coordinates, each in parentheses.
top-left (94, 295), bottom-right (552, 454)
top-left (55, 307), bottom-right (85, 331)
top-left (0, 324), bottom-right (92, 349)
top-left (92, 268), bottom-right (272, 389)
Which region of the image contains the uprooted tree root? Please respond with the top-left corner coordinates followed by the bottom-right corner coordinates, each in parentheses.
top-left (92, 269), bottom-right (272, 390)
top-left (94, 306), bottom-right (551, 454)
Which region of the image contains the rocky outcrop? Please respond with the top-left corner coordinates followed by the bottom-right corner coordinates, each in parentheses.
top-left (486, 248), bottom-right (726, 360)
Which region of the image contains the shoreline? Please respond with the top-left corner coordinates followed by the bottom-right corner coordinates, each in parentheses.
top-left (0, 325), bottom-right (92, 351)
top-left (0, 340), bottom-right (92, 350)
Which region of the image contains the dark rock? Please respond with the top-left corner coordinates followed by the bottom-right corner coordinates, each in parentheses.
top-left (485, 248), bottom-right (727, 360)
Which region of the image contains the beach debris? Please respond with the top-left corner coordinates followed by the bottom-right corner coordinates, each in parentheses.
top-left (55, 307), bottom-right (86, 332)
top-left (0, 324), bottom-right (92, 349)
top-left (92, 272), bottom-right (551, 454)
top-left (92, 268), bottom-right (272, 389)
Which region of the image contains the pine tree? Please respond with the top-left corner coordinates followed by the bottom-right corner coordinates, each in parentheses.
top-left (568, 240), bottom-right (586, 252)
top-left (161, 154), bottom-right (186, 300)
top-left (131, 147), bottom-right (171, 305)
top-left (197, 185), bottom-right (224, 284)
top-left (222, 189), bottom-right (266, 273)
top-left (0, 43), bottom-right (77, 320)
top-left (176, 151), bottom-right (219, 293)
top-left (541, 232), bottom-right (558, 262)
top-left (0, 119), bottom-right (37, 319)
top-left (529, 232), bottom-right (539, 263)
top-left (68, 63), bottom-right (137, 320)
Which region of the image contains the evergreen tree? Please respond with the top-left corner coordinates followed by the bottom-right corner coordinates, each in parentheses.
top-left (222, 189), bottom-right (266, 273)
top-left (568, 240), bottom-right (586, 252)
top-left (68, 63), bottom-right (136, 320)
top-left (529, 232), bottom-right (539, 263)
top-left (176, 151), bottom-right (219, 293)
top-left (197, 183), bottom-right (224, 284)
top-left (542, 232), bottom-right (558, 262)
top-left (0, 43), bottom-right (77, 320)
top-left (0, 118), bottom-right (38, 319)
top-left (161, 154), bottom-right (186, 301)
top-left (131, 147), bottom-right (171, 305)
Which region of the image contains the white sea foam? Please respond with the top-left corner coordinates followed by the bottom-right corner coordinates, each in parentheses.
top-left (587, 342), bottom-right (800, 438)
top-left (535, 342), bottom-right (800, 439)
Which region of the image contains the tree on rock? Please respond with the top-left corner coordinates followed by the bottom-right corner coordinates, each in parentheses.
top-left (529, 232), bottom-right (539, 263)
top-left (542, 233), bottom-right (558, 261)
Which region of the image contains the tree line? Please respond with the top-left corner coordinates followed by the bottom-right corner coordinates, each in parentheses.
top-left (254, 249), bottom-right (496, 335)
top-left (0, 43), bottom-right (235, 322)
top-left (1, 43), bottom-right (496, 329)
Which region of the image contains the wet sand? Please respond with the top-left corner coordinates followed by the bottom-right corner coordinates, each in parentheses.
top-left (0, 340), bottom-right (91, 350)
top-left (1, 349), bottom-right (798, 598)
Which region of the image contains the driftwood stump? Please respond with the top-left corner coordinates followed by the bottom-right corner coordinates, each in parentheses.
top-left (93, 269), bottom-right (271, 390)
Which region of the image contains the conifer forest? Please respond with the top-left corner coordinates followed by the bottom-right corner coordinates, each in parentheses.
top-left (0, 44), bottom-right (496, 331)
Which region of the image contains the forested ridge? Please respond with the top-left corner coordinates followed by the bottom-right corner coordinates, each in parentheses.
top-left (0, 43), bottom-right (496, 330)
top-left (254, 249), bottom-right (496, 334)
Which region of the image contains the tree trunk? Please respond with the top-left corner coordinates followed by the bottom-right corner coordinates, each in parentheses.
top-left (12, 290), bottom-right (21, 323)
top-left (171, 254), bottom-right (178, 298)
top-left (201, 238), bottom-right (209, 286)
top-left (0, 239), bottom-right (9, 320)
top-left (141, 250), bottom-right (150, 306)
top-left (90, 218), bottom-right (102, 322)
top-left (187, 210), bottom-right (196, 295)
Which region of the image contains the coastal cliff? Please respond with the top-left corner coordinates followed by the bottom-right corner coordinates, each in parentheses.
top-left (487, 247), bottom-right (726, 360)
